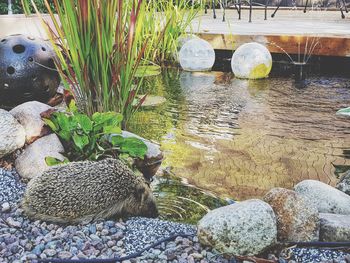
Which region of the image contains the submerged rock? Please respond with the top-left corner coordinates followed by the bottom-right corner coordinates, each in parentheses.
top-left (0, 109), bottom-right (26, 158)
top-left (264, 188), bottom-right (319, 242)
top-left (336, 171), bottom-right (350, 196)
top-left (15, 134), bottom-right (65, 180)
top-left (10, 101), bottom-right (52, 144)
top-left (197, 199), bottom-right (277, 256)
top-left (320, 213), bottom-right (350, 242)
top-left (294, 180), bottom-right (350, 215)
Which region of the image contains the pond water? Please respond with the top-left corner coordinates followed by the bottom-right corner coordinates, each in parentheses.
top-left (129, 69), bottom-right (350, 223)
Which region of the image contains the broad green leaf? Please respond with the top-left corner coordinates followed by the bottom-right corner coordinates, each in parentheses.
top-left (110, 135), bottom-right (125, 146)
top-left (135, 65), bottom-right (161, 77)
top-left (72, 133), bottom-right (89, 150)
top-left (43, 118), bottom-right (58, 132)
top-left (56, 113), bottom-right (70, 132)
top-left (93, 112), bottom-right (123, 131)
top-left (45, 156), bottom-right (70, 166)
top-left (68, 99), bottom-right (78, 113)
top-left (74, 114), bottom-right (93, 133)
top-left (58, 130), bottom-right (71, 141)
top-left (103, 125), bottom-right (122, 134)
top-left (92, 112), bottom-right (120, 124)
top-left (119, 137), bottom-right (148, 159)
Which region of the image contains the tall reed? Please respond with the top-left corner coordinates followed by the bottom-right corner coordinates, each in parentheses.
top-left (32, 0), bottom-right (147, 127)
top-left (141, 0), bottom-right (199, 64)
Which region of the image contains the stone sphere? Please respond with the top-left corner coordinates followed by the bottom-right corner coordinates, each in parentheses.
top-left (174, 34), bottom-right (199, 62)
top-left (231, 42), bottom-right (272, 79)
top-left (179, 38), bottom-right (215, 72)
top-left (0, 34), bottom-right (60, 109)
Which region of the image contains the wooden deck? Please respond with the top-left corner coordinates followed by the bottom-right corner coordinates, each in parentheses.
top-left (1, 10), bottom-right (350, 57)
top-left (191, 9), bottom-right (350, 57)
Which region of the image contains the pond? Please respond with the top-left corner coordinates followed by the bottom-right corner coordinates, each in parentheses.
top-left (129, 69), bottom-right (350, 223)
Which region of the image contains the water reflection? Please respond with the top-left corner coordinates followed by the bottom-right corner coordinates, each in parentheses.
top-left (130, 69), bottom-right (350, 203)
top-left (152, 173), bottom-right (228, 224)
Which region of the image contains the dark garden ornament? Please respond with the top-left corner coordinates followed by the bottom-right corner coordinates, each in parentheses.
top-left (0, 34), bottom-right (60, 109)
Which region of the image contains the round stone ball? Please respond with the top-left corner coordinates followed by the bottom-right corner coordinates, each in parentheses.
top-left (0, 34), bottom-right (60, 109)
top-left (174, 34), bottom-right (199, 62)
top-left (231, 42), bottom-right (272, 79)
top-left (179, 38), bottom-right (215, 72)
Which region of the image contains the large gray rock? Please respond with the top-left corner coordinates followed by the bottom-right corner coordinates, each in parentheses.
top-left (264, 188), bottom-right (319, 242)
top-left (15, 134), bottom-right (65, 180)
top-left (197, 199), bottom-right (277, 256)
top-left (319, 213), bottom-right (350, 242)
top-left (294, 180), bottom-right (350, 215)
top-left (110, 131), bottom-right (163, 180)
top-left (336, 171), bottom-right (350, 196)
top-left (10, 101), bottom-right (52, 143)
top-left (0, 109), bottom-right (26, 158)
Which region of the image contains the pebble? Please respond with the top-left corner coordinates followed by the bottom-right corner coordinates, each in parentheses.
top-left (1, 202), bottom-right (10, 212)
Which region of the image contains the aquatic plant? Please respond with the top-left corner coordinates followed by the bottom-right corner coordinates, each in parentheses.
top-left (31, 0), bottom-right (147, 127)
top-left (42, 101), bottom-right (147, 163)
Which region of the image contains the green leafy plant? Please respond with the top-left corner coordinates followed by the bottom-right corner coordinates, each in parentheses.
top-left (42, 101), bottom-right (148, 162)
top-left (32, 0), bottom-right (148, 127)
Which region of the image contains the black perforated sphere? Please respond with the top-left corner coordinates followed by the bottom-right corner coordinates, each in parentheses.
top-left (0, 34), bottom-right (60, 109)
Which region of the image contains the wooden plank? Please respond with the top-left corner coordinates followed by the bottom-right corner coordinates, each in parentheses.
top-left (191, 9), bottom-right (350, 57)
top-left (197, 33), bottom-right (350, 57)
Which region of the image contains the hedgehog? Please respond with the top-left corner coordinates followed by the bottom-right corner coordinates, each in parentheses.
top-left (21, 158), bottom-right (158, 224)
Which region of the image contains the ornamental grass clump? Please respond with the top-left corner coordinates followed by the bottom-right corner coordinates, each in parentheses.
top-left (32, 0), bottom-right (147, 126)
top-left (141, 0), bottom-right (199, 64)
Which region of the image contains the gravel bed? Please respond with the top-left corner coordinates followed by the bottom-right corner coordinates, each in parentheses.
top-left (285, 248), bottom-right (350, 263)
top-left (0, 168), bottom-right (25, 206)
top-left (1, 167), bottom-right (350, 263)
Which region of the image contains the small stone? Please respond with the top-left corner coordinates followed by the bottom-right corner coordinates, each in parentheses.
top-left (117, 240), bottom-right (123, 247)
top-left (1, 202), bottom-right (10, 212)
top-left (70, 246), bottom-right (78, 255)
top-left (191, 252), bottom-right (203, 259)
top-left (109, 227), bottom-right (118, 234)
top-left (43, 248), bottom-right (57, 257)
top-left (101, 229), bottom-right (109, 236)
top-left (58, 251), bottom-right (72, 259)
top-left (6, 217), bottom-right (21, 228)
top-left (96, 223), bottom-right (104, 231)
top-left (89, 225), bottom-right (97, 234)
top-left (77, 252), bottom-right (87, 259)
top-left (107, 240), bottom-right (115, 248)
top-left (90, 234), bottom-right (101, 242)
top-left (24, 253), bottom-right (37, 260)
top-left (111, 246), bottom-right (119, 252)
